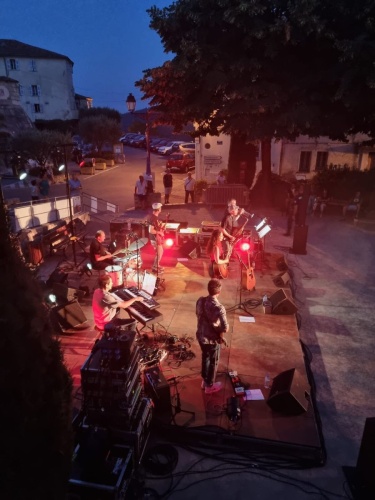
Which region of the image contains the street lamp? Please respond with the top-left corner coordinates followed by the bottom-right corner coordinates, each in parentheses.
top-left (57, 143), bottom-right (77, 267)
top-left (126, 93), bottom-right (151, 177)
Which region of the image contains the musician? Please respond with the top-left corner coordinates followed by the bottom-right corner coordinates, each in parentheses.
top-left (196, 279), bottom-right (228, 394)
top-left (148, 202), bottom-right (165, 273)
top-left (92, 275), bottom-right (143, 332)
top-left (206, 228), bottom-right (229, 278)
top-left (90, 230), bottom-right (114, 270)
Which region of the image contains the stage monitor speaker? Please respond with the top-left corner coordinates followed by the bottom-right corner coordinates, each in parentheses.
top-left (276, 256), bottom-right (288, 272)
top-left (144, 366), bottom-right (171, 414)
top-left (180, 240), bottom-right (200, 259)
top-left (269, 289), bottom-right (297, 315)
top-left (52, 283), bottom-right (85, 303)
top-left (53, 300), bottom-right (88, 330)
top-left (291, 225), bottom-right (308, 255)
top-left (267, 368), bottom-right (309, 415)
top-left (273, 272), bottom-right (291, 288)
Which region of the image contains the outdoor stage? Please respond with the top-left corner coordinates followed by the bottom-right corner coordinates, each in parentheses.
top-left (57, 239), bottom-right (325, 467)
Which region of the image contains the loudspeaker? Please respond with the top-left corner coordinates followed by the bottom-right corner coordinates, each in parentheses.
top-left (343, 417), bottom-right (375, 499)
top-left (53, 300), bottom-right (88, 330)
top-left (276, 256), bottom-right (288, 272)
top-left (273, 272), bottom-right (291, 287)
top-left (267, 368), bottom-right (309, 415)
top-left (144, 366), bottom-right (171, 414)
top-left (291, 225), bottom-right (309, 255)
top-left (180, 240), bottom-right (200, 259)
top-left (269, 289), bottom-right (297, 315)
top-left (52, 283), bottom-right (85, 303)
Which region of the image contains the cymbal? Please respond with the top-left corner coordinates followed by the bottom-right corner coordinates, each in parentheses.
top-left (127, 238), bottom-right (148, 252)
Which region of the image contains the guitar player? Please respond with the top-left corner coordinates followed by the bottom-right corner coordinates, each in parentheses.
top-left (148, 202), bottom-right (166, 274)
top-left (206, 228), bottom-right (230, 279)
top-left (222, 205), bottom-right (248, 254)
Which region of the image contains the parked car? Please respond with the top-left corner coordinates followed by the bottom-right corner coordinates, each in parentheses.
top-left (179, 142), bottom-right (195, 153)
top-left (119, 133), bottom-right (137, 143)
top-left (166, 152), bottom-right (195, 173)
top-left (151, 138), bottom-right (169, 152)
top-left (158, 140), bottom-right (187, 155)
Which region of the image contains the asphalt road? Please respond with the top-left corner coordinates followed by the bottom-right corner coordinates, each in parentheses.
top-left (2, 147), bottom-right (190, 209)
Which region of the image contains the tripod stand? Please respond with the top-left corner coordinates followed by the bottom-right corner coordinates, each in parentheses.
top-left (168, 377), bottom-right (195, 426)
top-left (226, 252), bottom-right (253, 316)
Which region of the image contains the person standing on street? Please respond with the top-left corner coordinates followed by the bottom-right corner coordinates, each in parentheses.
top-left (184, 172), bottom-right (196, 203)
top-left (39, 173), bottom-right (50, 199)
top-left (134, 175), bottom-right (147, 209)
top-left (163, 168), bottom-right (173, 204)
top-left (196, 279), bottom-right (229, 394)
top-left (68, 172), bottom-right (83, 197)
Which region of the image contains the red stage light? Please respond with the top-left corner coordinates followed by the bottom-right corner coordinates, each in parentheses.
top-left (165, 238), bottom-right (174, 248)
top-left (240, 241), bottom-right (251, 252)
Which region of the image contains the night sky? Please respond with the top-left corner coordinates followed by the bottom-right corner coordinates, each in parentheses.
top-left (0, 0), bottom-right (172, 112)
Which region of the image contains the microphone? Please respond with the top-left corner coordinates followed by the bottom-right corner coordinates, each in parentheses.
top-left (242, 211), bottom-right (254, 218)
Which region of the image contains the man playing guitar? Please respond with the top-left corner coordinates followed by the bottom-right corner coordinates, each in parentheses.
top-left (148, 202), bottom-right (168, 274)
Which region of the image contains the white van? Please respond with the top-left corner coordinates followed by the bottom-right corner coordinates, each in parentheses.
top-left (158, 140), bottom-right (186, 155)
top-left (179, 142), bottom-right (195, 153)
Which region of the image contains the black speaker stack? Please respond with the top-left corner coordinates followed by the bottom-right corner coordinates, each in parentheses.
top-left (77, 326), bottom-right (153, 467)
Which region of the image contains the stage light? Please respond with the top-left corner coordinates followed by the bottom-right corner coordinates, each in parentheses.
top-left (240, 240), bottom-right (251, 252)
top-left (58, 164), bottom-right (65, 172)
top-left (165, 238), bottom-right (174, 248)
top-left (19, 170), bottom-right (27, 180)
top-left (48, 293), bottom-right (57, 305)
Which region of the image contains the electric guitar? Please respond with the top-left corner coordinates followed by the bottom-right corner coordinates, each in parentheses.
top-left (155, 213), bottom-right (170, 245)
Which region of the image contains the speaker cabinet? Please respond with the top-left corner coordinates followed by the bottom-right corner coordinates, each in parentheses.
top-left (273, 272), bottom-right (291, 288)
top-left (53, 300), bottom-right (88, 330)
top-left (269, 289), bottom-right (297, 315)
top-left (180, 240), bottom-right (200, 259)
top-left (267, 368), bottom-right (309, 415)
top-left (52, 283), bottom-right (85, 303)
top-left (291, 225), bottom-right (309, 255)
top-left (144, 366), bottom-right (171, 414)
top-left (343, 417), bottom-right (375, 499)
top-left (276, 256), bottom-right (288, 272)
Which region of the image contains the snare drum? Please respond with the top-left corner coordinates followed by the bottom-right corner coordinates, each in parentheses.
top-left (105, 265), bottom-right (123, 288)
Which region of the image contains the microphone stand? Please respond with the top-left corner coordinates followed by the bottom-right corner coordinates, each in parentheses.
top-left (168, 377), bottom-right (195, 426)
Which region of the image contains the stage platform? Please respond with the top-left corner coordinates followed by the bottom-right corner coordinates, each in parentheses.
top-left (54, 237), bottom-right (324, 467)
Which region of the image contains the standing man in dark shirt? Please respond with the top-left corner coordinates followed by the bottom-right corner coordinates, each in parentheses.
top-left (148, 203), bottom-right (165, 274)
top-left (196, 279), bottom-right (229, 394)
top-left (163, 168), bottom-right (173, 204)
top-left (90, 230), bottom-right (114, 270)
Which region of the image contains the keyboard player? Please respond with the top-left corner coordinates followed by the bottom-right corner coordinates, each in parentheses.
top-left (92, 275), bottom-right (143, 332)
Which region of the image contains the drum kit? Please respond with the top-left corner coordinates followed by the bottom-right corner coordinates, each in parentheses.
top-left (105, 238), bottom-right (148, 288)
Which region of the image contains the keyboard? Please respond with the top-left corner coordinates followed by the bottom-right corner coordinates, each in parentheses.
top-left (114, 288), bottom-right (160, 310)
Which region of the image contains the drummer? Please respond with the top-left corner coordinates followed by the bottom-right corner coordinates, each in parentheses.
top-left (90, 230), bottom-right (114, 270)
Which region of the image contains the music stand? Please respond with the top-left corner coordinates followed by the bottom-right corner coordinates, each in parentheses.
top-left (253, 218), bottom-right (271, 272)
top-left (226, 252), bottom-right (253, 316)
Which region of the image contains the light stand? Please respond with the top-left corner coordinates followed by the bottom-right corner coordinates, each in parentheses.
top-left (57, 143), bottom-right (79, 269)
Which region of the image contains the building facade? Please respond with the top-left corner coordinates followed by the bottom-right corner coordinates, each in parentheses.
top-left (0, 39), bottom-right (79, 123)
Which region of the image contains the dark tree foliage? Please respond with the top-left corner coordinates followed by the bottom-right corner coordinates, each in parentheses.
top-left (79, 115), bottom-right (122, 153)
top-left (79, 106), bottom-right (121, 123)
top-left (137, 0), bottom-right (375, 200)
top-left (0, 205), bottom-right (73, 499)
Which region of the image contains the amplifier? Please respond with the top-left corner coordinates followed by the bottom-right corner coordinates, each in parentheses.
top-left (84, 384), bottom-right (142, 428)
top-left (83, 398), bottom-right (153, 464)
top-left (82, 362), bottom-right (141, 407)
top-left (68, 441), bottom-right (133, 500)
top-left (144, 366), bottom-right (171, 415)
top-left (91, 330), bottom-right (137, 368)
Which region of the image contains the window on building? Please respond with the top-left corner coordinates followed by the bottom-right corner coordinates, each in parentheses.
top-left (30, 85), bottom-right (41, 96)
top-left (299, 151), bottom-right (312, 173)
top-left (315, 151), bottom-right (328, 171)
top-left (34, 103), bottom-right (43, 113)
top-left (19, 84), bottom-right (24, 96)
top-left (8, 58), bottom-right (19, 70)
top-left (30, 60), bottom-right (37, 71)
